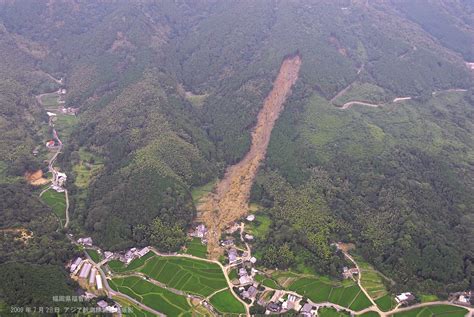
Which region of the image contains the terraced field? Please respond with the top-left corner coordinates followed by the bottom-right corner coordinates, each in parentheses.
top-left (355, 256), bottom-right (395, 311)
top-left (110, 276), bottom-right (195, 316)
top-left (209, 289), bottom-right (246, 315)
top-left (391, 305), bottom-right (468, 317)
top-left (41, 189), bottom-right (66, 221)
top-left (139, 256), bottom-right (228, 297)
top-left (288, 277), bottom-right (372, 311)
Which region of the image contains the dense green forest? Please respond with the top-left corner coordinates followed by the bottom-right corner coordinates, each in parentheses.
top-left (0, 184), bottom-right (81, 309)
top-left (0, 0), bottom-right (472, 300)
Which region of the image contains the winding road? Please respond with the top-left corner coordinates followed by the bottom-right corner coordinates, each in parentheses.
top-left (37, 90), bottom-right (70, 228)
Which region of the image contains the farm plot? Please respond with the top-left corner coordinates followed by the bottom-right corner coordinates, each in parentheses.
top-left (85, 249), bottom-right (101, 263)
top-left (255, 274), bottom-right (281, 289)
top-left (109, 276), bottom-right (193, 316)
top-left (355, 255), bottom-right (395, 310)
top-left (41, 189), bottom-right (66, 221)
top-left (209, 289), bottom-right (246, 315)
top-left (391, 305), bottom-right (468, 317)
top-left (375, 294), bottom-right (397, 312)
top-left (139, 256), bottom-right (228, 297)
top-left (288, 277), bottom-right (372, 311)
top-left (182, 238), bottom-right (208, 259)
top-left (247, 214), bottom-right (271, 239)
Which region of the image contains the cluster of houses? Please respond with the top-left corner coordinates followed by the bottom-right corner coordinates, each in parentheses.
top-left (454, 291), bottom-right (473, 306)
top-left (70, 257), bottom-right (104, 292)
top-left (261, 291), bottom-right (305, 315)
top-left (116, 247), bottom-right (150, 264)
top-left (61, 106), bottom-right (79, 115)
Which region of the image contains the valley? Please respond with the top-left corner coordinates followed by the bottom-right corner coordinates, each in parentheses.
top-left (0, 1), bottom-right (473, 315)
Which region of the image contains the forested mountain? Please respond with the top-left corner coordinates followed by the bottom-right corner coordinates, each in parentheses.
top-left (0, 0), bottom-right (473, 303)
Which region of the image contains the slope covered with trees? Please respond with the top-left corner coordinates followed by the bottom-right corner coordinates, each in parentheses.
top-left (0, 0), bottom-right (472, 299)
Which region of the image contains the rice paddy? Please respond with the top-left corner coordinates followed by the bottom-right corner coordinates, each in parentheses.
top-left (390, 304), bottom-right (468, 317)
top-left (139, 256), bottom-right (228, 297)
top-left (209, 289), bottom-right (246, 315)
top-left (109, 276), bottom-right (195, 316)
top-left (288, 277), bottom-right (372, 311)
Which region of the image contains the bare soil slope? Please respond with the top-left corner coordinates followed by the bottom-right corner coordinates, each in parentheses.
top-left (198, 55), bottom-right (302, 258)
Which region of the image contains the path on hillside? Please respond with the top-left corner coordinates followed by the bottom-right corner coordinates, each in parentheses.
top-left (334, 89), bottom-right (467, 110)
top-left (36, 89), bottom-right (69, 228)
top-left (198, 55), bottom-right (302, 259)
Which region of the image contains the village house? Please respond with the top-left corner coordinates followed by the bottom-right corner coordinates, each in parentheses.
top-left (46, 140), bottom-right (56, 148)
top-left (242, 285), bottom-right (258, 299)
top-left (61, 107), bottom-right (79, 115)
top-left (96, 274), bottom-right (103, 290)
top-left (77, 237), bottom-right (93, 246)
top-left (267, 302), bottom-right (281, 313)
top-left (244, 234), bottom-right (254, 241)
top-left (88, 268), bottom-right (97, 286)
top-left (300, 303), bottom-right (317, 316)
top-left (239, 273), bottom-right (253, 285)
top-left (455, 291), bottom-right (471, 306)
top-left (58, 88), bottom-right (67, 95)
top-left (221, 238), bottom-right (234, 247)
top-left (46, 111), bottom-right (57, 117)
top-left (246, 214), bottom-right (255, 222)
top-left (70, 257), bottom-right (83, 273)
top-left (104, 251), bottom-right (114, 259)
top-left (342, 266), bottom-right (359, 279)
top-left (395, 292), bottom-right (415, 304)
top-left (228, 248), bottom-right (239, 264)
top-left (282, 294), bottom-right (299, 311)
top-left (79, 262), bottom-right (92, 279)
top-left (249, 257), bottom-right (257, 264)
top-left (119, 246), bottom-right (150, 264)
top-left (55, 172), bottom-right (67, 187)
top-left (190, 224), bottom-right (207, 238)
top-left (225, 222), bottom-right (241, 234)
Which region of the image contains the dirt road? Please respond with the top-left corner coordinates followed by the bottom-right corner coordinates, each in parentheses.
top-left (198, 55), bottom-right (302, 258)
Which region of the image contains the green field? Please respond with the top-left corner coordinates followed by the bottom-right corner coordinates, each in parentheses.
top-left (40, 93), bottom-right (60, 106)
top-left (419, 295), bottom-right (439, 303)
top-left (333, 82), bottom-right (388, 106)
top-left (85, 249), bottom-right (101, 263)
top-left (209, 289), bottom-right (246, 315)
top-left (375, 294), bottom-right (397, 312)
top-left (108, 252), bottom-right (154, 273)
top-left (182, 238), bottom-right (208, 259)
top-left (391, 305), bottom-right (468, 317)
top-left (288, 277), bottom-right (372, 311)
top-left (41, 189), bottom-right (66, 221)
top-left (73, 149), bottom-right (103, 188)
top-left (113, 297), bottom-right (156, 317)
top-left (139, 256), bottom-right (228, 297)
top-left (255, 274), bottom-right (281, 289)
top-left (109, 276), bottom-right (195, 316)
top-left (247, 214), bottom-right (271, 239)
top-left (54, 115), bottom-right (78, 141)
top-left (191, 179), bottom-right (216, 203)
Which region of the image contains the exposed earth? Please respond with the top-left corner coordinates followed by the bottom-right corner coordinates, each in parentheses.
top-left (198, 55), bottom-right (302, 258)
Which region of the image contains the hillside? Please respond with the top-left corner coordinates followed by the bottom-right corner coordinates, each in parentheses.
top-left (0, 0), bottom-right (472, 307)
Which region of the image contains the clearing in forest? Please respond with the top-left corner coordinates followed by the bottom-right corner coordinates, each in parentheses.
top-left (198, 55), bottom-right (302, 258)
